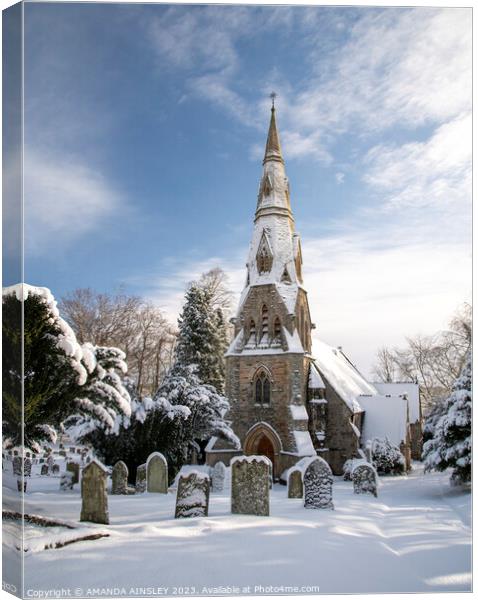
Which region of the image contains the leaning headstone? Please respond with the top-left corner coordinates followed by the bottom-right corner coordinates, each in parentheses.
top-left (51, 464), bottom-right (60, 475)
top-left (303, 457), bottom-right (334, 510)
top-left (287, 468), bottom-right (303, 499)
top-left (60, 472), bottom-right (74, 491)
top-left (352, 464), bottom-right (378, 497)
top-left (66, 461), bottom-right (80, 485)
top-left (135, 464), bottom-right (147, 493)
top-left (12, 456), bottom-right (22, 477)
top-left (211, 462), bottom-right (226, 492)
top-left (41, 464), bottom-right (49, 476)
top-left (111, 461), bottom-right (129, 495)
top-left (175, 472), bottom-right (210, 518)
top-left (231, 456), bottom-right (270, 516)
top-left (80, 460), bottom-right (109, 524)
top-left (146, 452), bottom-right (168, 493)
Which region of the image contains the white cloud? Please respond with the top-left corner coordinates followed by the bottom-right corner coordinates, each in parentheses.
top-left (335, 172), bottom-right (345, 185)
top-left (24, 150), bottom-right (123, 254)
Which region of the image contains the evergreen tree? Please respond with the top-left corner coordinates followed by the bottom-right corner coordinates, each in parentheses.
top-left (2, 284), bottom-right (131, 451)
top-left (423, 351), bottom-right (471, 484)
top-left (175, 283), bottom-right (228, 392)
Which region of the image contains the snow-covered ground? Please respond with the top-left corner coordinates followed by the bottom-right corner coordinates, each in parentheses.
top-left (2, 462), bottom-right (471, 596)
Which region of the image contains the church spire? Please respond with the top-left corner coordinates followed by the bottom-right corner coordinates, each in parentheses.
top-left (263, 93), bottom-right (283, 165)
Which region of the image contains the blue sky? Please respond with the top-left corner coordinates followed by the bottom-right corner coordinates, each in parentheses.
top-left (16, 2), bottom-right (472, 374)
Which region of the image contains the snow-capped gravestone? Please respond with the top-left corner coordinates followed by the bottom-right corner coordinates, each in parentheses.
top-left (24, 458), bottom-right (32, 477)
top-left (80, 460), bottom-right (109, 525)
top-left (66, 461), bottom-right (80, 485)
top-left (288, 468), bottom-right (303, 499)
top-left (52, 464), bottom-right (60, 475)
top-left (303, 457), bottom-right (334, 510)
top-left (40, 464), bottom-right (49, 476)
top-left (135, 464), bottom-right (147, 493)
top-left (352, 464), bottom-right (378, 498)
top-left (211, 462), bottom-right (226, 492)
top-left (175, 472), bottom-right (210, 518)
top-left (146, 452), bottom-right (168, 493)
top-left (231, 456), bottom-right (270, 517)
top-left (111, 461), bottom-right (129, 495)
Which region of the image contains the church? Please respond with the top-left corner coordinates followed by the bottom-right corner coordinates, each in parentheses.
top-left (206, 100), bottom-right (419, 476)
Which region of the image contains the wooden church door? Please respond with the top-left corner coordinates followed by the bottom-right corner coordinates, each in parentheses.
top-left (256, 435), bottom-right (275, 472)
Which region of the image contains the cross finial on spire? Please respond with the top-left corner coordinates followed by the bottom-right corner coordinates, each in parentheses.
top-left (270, 91), bottom-right (277, 109)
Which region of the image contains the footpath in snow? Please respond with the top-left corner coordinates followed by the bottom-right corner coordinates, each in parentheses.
top-left (2, 463), bottom-right (471, 596)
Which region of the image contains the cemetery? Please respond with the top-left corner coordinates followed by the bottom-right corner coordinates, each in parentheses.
top-left (1, 444), bottom-right (471, 593)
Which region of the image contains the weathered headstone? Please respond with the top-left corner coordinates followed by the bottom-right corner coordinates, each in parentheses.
top-left (60, 472), bottom-right (74, 491)
top-left (66, 461), bottom-right (80, 485)
top-left (41, 464), bottom-right (49, 476)
top-left (51, 464), bottom-right (60, 475)
top-left (24, 458), bottom-right (32, 477)
top-left (231, 456), bottom-right (270, 516)
top-left (135, 464), bottom-right (147, 493)
top-left (12, 456), bottom-right (22, 476)
top-left (211, 462), bottom-right (226, 492)
top-left (175, 472), bottom-right (210, 518)
top-left (303, 457), bottom-right (334, 510)
top-left (352, 464), bottom-right (378, 497)
top-left (111, 461), bottom-right (129, 495)
top-left (287, 468), bottom-right (303, 498)
top-left (80, 460), bottom-right (109, 524)
top-left (146, 452), bottom-right (168, 493)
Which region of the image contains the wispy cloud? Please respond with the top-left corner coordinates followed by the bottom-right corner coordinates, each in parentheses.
top-left (24, 150), bottom-right (124, 254)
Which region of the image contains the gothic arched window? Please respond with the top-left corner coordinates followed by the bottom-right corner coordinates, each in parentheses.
top-left (245, 319), bottom-right (257, 349)
top-left (255, 371), bottom-right (271, 406)
top-left (256, 232), bottom-right (273, 274)
top-left (271, 317), bottom-right (282, 348)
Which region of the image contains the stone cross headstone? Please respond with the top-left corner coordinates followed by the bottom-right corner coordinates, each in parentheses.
top-left (80, 460), bottom-right (109, 524)
top-left (66, 461), bottom-right (80, 485)
top-left (12, 456), bottom-right (22, 476)
top-left (175, 472), bottom-right (210, 518)
top-left (135, 464), bottom-right (147, 493)
top-left (41, 464), bottom-right (49, 476)
top-left (112, 461), bottom-right (129, 495)
top-left (287, 468), bottom-right (303, 498)
top-left (60, 472), bottom-right (74, 491)
top-left (303, 457), bottom-right (334, 510)
top-left (51, 464), bottom-right (60, 475)
top-left (146, 452), bottom-right (168, 493)
top-left (231, 456), bottom-right (270, 516)
top-left (211, 462), bottom-right (226, 492)
top-left (352, 464), bottom-right (378, 497)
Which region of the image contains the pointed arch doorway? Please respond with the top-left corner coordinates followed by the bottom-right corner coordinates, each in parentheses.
top-left (243, 423), bottom-right (281, 479)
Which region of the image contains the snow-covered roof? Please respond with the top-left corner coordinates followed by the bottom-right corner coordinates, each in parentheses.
top-left (359, 394), bottom-right (408, 448)
top-left (289, 404), bottom-right (309, 421)
top-left (309, 362), bottom-right (325, 389)
top-left (373, 382), bottom-right (421, 422)
top-left (292, 431), bottom-right (316, 456)
top-left (311, 339), bottom-right (377, 413)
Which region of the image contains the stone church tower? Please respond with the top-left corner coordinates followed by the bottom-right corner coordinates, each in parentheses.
top-left (206, 101), bottom-right (322, 478)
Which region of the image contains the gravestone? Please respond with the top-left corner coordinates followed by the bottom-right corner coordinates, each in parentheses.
top-left (66, 461), bottom-right (80, 485)
top-left (70, 447), bottom-right (76, 454)
top-left (112, 461), bottom-right (129, 495)
top-left (80, 460), bottom-right (109, 524)
top-left (287, 468), bottom-right (303, 499)
top-left (303, 457), bottom-right (334, 510)
top-left (146, 452), bottom-right (168, 493)
top-left (60, 472), bottom-right (74, 491)
top-left (352, 464), bottom-right (378, 497)
top-left (211, 462), bottom-right (226, 492)
top-left (175, 472), bottom-right (210, 518)
top-left (231, 456), bottom-right (270, 516)
top-left (24, 458), bottom-right (32, 477)
top-left (47, 455), bottom-right (54, 469)
top-left (13, 450), bottom-right (18, 457)
top-left (51, 464), bottom-right (60, 475)
top-left (59, 450), bottom-right (67, 457)
top-left (12, 456), bottom-right (22, 476)
top-left (135, 464), bottom-right (147, 493)
top-left (41, 464), bottom-right (49, 476)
